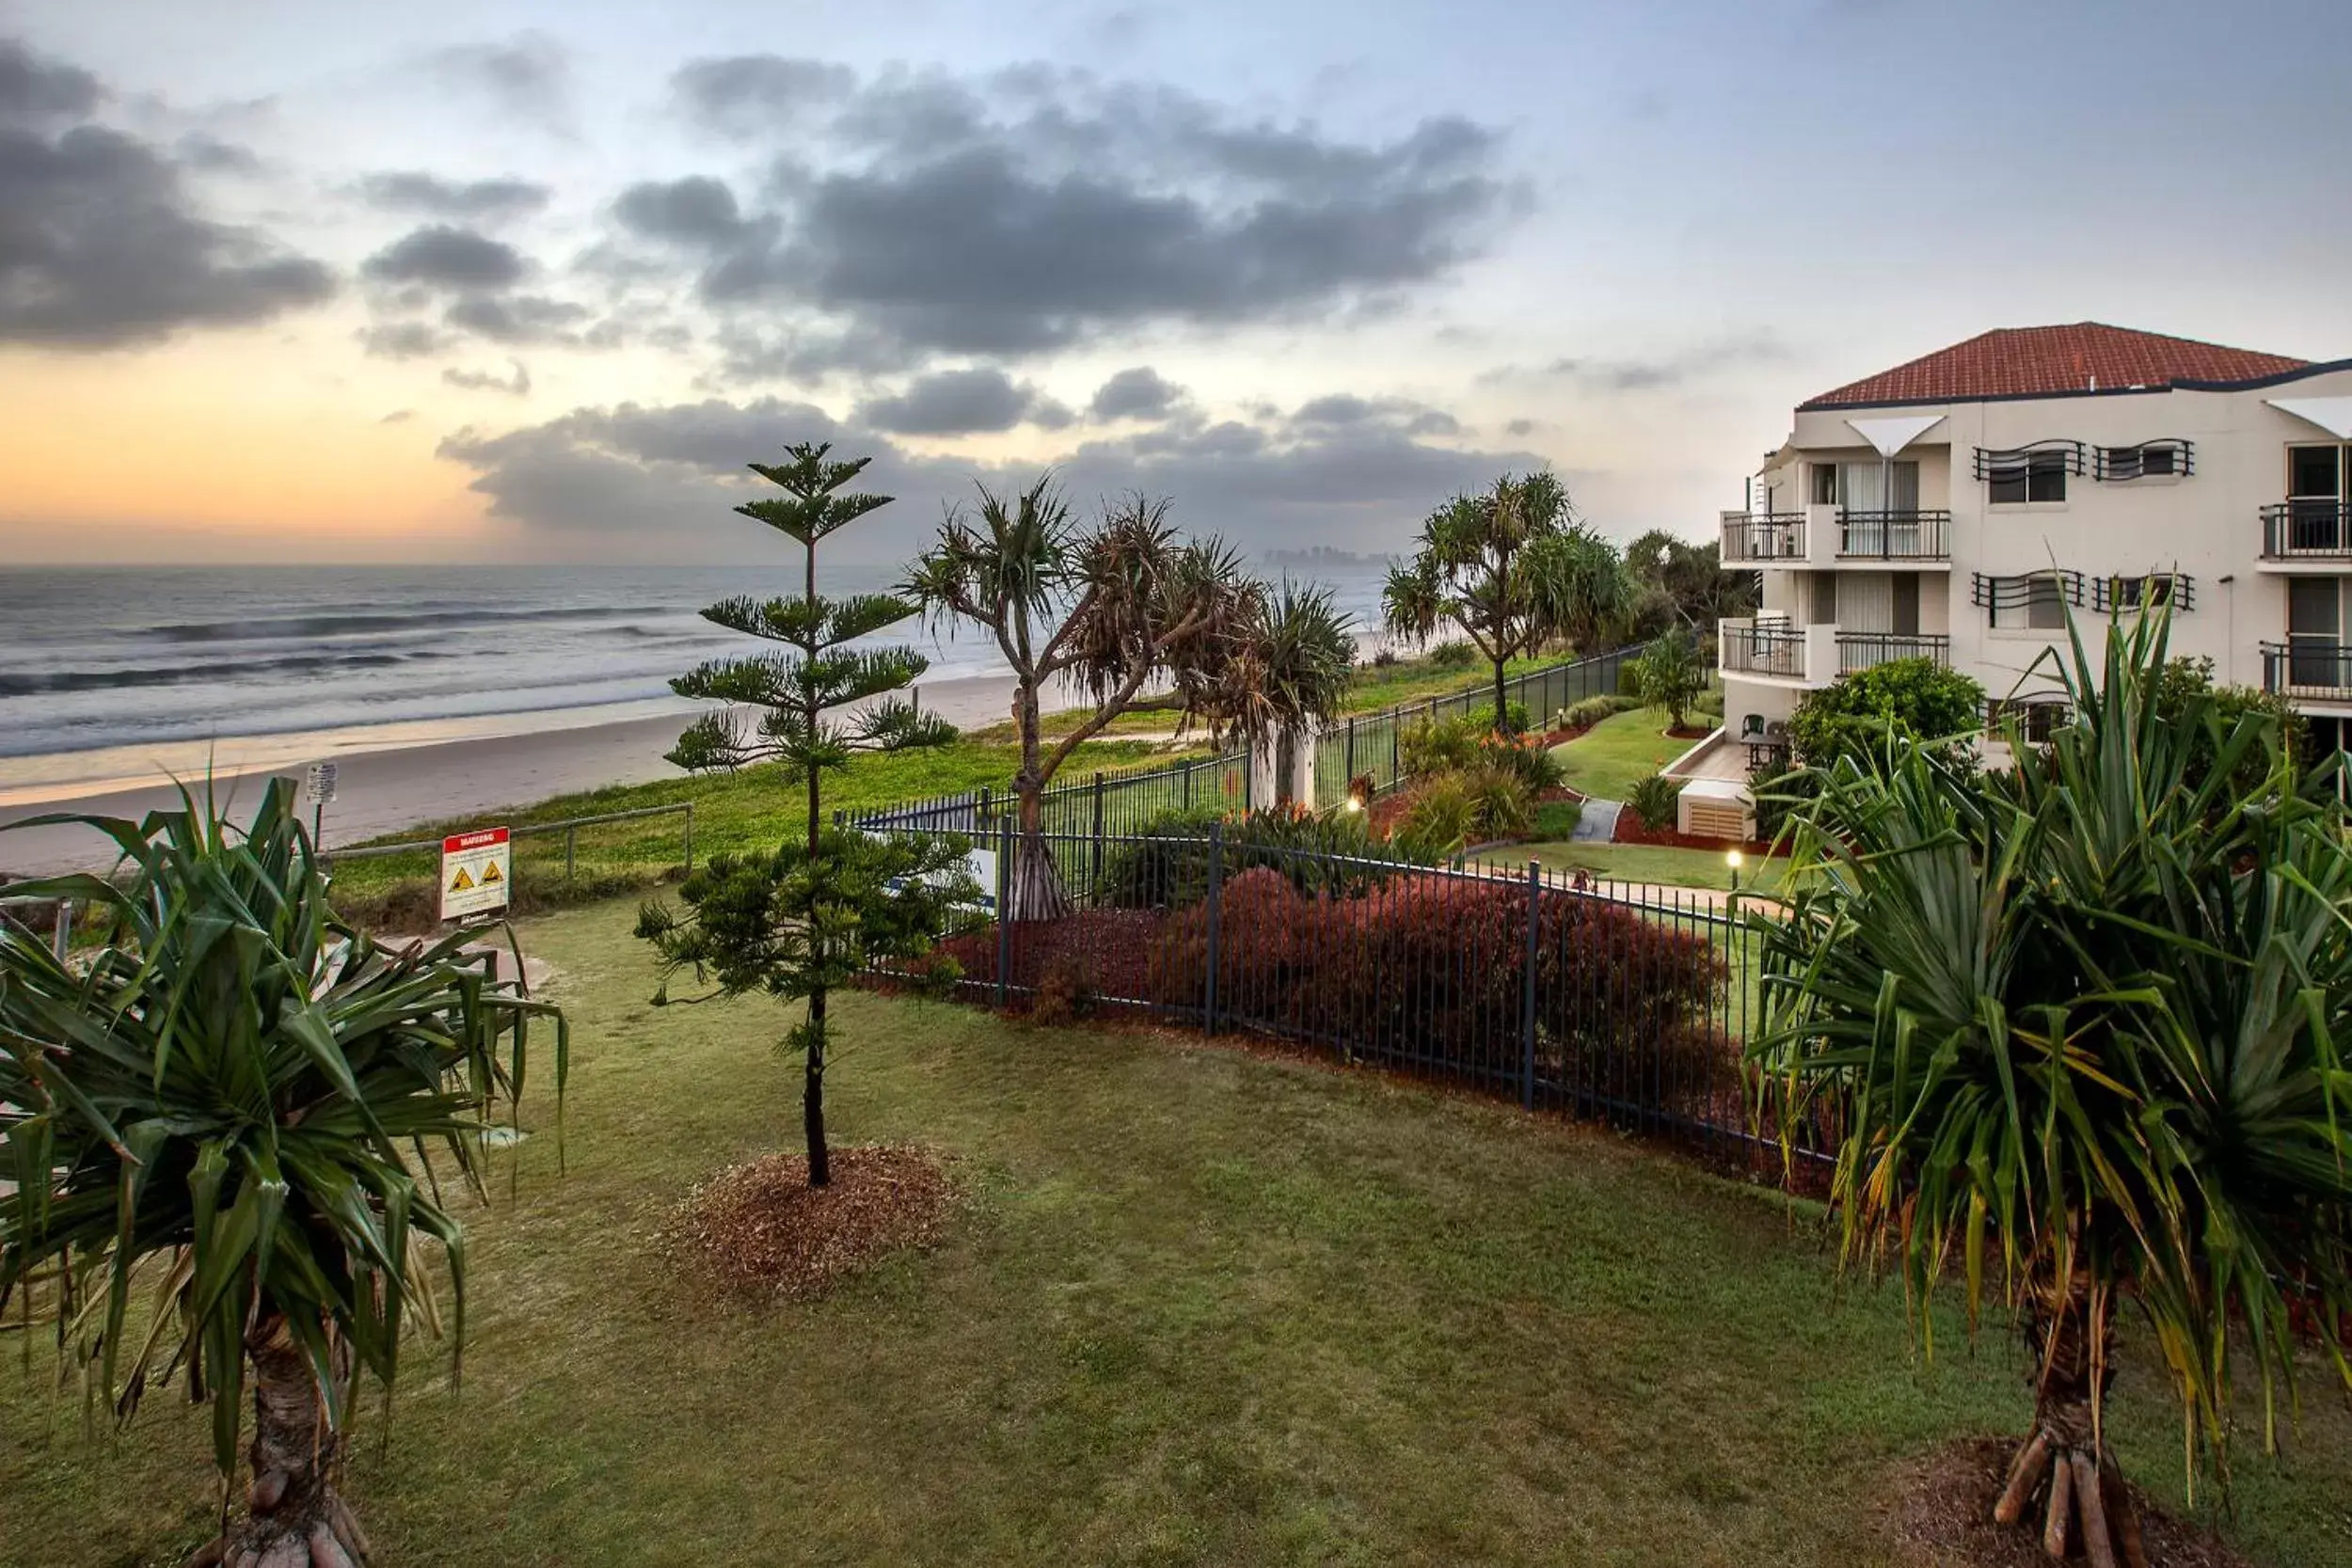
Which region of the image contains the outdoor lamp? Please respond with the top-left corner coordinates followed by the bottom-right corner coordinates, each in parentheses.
top-left (1725, 847), bottom-right (1743, 894)
top-left (1343, 796), bottom-right (1363, 814)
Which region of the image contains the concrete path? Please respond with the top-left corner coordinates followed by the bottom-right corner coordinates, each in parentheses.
top-left (1567, 798), bottom-right (1621, 841)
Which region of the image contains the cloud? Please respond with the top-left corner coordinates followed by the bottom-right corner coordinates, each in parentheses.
top-left (1497, 335), bottom-right (1791, 393)
top-left (379, 408), bottom-right (415, 423)
top-left (1292, 393), bottom-right (1459, 436)
top-left (0, 41), bottom-right (333, 348)
top-left (442, 359), bottom-right (531, 396)
top-left (612, 175), bottom-right (754, 247)
top-left (622, 62), bottom-right (1522, 363)
top-left (443, 293), bottom-right (590, 345)
top-left (358, 321), bottom-right (446, 359)
top-left (854, 367), bottom-right (1070, 436)
top-left (358, 170), bottom-right (551, 222)
top-left (436, 389), bottom-right (1534, 563)
top-left (1089, 366), bottom-right (1185, 421)
top-left (360, 225), bottom-right (526, 291)
top-left (429, 34), bottom-right (570, 129)
top-left (671, 55), bottom-right (854, 137)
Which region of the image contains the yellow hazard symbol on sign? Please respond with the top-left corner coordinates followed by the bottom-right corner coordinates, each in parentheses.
top-left (449, 866), bottom-right (475, 892)
top-left (481, 860), bottom-right (502, 883)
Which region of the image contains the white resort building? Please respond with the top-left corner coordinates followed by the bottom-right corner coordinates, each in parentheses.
top-left (1672, 322), bottom-right (2352, 838)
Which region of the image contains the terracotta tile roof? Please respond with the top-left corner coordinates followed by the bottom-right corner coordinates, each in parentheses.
top-left (1800, 324), bottom-right (2311, 409)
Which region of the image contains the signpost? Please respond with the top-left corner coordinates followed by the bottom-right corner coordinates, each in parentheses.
top-left (304, 762), bottom-right (338, 848)
top-left (439, 827), bottom-right (512, 922)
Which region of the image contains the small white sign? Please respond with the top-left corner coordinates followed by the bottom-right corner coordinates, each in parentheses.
top-left (439, 828), bottom-right (512, 921)
top-left (305, 762), bottom-right (339, 804)
top-left (874, 840), bottom-right (996, 915)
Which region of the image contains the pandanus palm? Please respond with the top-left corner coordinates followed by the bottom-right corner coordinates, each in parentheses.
top-left (1752, 610), bottom-right (2352, 1566)
top-left (0, 780), bottom-right (565, 1567)
top-left (1218, 579), bottom-right (1356, 805)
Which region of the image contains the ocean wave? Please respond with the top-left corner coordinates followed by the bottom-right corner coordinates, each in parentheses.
top-left (0, 649), bottom-right (445, 697)
top-left (147, 605), bottom-right (673, 642)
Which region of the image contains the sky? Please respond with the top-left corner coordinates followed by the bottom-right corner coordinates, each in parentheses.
top-left (4, 0), bottom-right (2350, 569)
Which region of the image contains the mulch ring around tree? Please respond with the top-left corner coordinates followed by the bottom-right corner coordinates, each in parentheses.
top-left (1884, 1437), bottom-right (2248, 1568)
top-left (666, 1145), bottom-right (956, 1303)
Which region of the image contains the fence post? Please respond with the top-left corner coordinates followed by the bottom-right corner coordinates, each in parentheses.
top-left (1203, 819), bottom-right (1224, 1037)
top-left (1344, 717), bottom-right (1357, 788)
top-left (1521, 860), bottom-right (1540, 1110)
top-left (1183, 762), bottom-right (1193, 811)
top-left (564, 824), bottom-right (576, 883)
top-left (1090, 771), bottom-right (1105, 890)
top-left (980, 785), bottom-right (993, 827)
top-left (683, 802), bottom-right (694, 873)
top-left (994, 818), bottom-right (1012, 1008)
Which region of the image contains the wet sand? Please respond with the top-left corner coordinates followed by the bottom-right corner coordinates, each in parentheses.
top-left (0, 673), bottom-right (1040, 877)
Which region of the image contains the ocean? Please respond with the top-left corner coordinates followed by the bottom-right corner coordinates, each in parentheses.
top-left (0, 562), bottom-right (1395, 797)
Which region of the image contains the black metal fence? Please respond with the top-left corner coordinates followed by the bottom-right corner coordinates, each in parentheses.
top-left (1309, 644), bottom-right (1632, 805)
top-left (868, 822), bottom-right (1827, 1168)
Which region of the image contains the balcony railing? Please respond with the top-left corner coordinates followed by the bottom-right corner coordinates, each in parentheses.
top-left (1720, 512), bottom-right (1807, 563)
top-left (1836, 632), bottom-right (1951, 675)
top-left (1721, 620), bottom-right (1806, 679)
top-left (2262, 641), bottom-right (2352, 701)
top-left (1835, 510), bottom-right (1950, 561)
top-left (2260, 502), bottom-right (2352, 562)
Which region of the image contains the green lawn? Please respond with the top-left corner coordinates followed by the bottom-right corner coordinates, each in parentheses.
top-left (1549, 708), bottom-right (1704, 801)
top-left (6, 898), bottom-right (2344, 1567)
top-left (1341, 647), bottom-right (1553, 713)
top-left (1509, 841), bottom-right (1786, 893)
top-left (326, 736), bottom-right (1189, 925)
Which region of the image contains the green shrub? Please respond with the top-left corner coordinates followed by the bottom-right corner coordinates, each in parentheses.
top-left (1531, 798), bottom-right (1583, 839)
top-left (1788, 657), bottom-right (1986, 772)
top-left (1394, 774), bottom-right (1483, 860)
top-left (1430, 640), bottom-right (1479, 669)
top-left (1482, 731), bottom-right (1566, 794)
top-left (1627, 773), bottom-right (1681, 832)
top-left (1630, 626), bottom-right (1707, 730)
top-left (1610, 693), bottom-right (1645, 713)
top-left (1368, 645), bottom-right (1401, 669)
top-left (1461, 763), bottom-right (1536, 839)
top-left (1098, 805), bottom-right (1410, 908)
top-left (1557, 695), bottom-right (1618, 731)
top-left (1399, 713), bottom-right (1486, 775)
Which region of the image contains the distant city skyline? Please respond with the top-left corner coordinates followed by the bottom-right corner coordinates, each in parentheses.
top-left (4, 0), bottom-right (2349, 566)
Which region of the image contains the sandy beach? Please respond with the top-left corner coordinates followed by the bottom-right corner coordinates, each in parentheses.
top-left (0, 673), bottom-right (1042, 878)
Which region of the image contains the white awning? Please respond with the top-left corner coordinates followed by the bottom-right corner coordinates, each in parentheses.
top-left (1843, 414), bottom-right (1947, 457)
top-left (2266, 397), bottom-right (2352, 439)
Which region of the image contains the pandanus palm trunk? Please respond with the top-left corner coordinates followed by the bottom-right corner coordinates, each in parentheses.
top-left (1007, 785), bottom-right (1074, 923)
top-left (1990, 1274), bottom-right (2147, 1568)
top-left (188, 1316), bottom-right (371, 1568)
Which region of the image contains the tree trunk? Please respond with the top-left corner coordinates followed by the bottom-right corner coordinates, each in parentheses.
top-left (1492, 657), bottom-right (1512, 737)
top-left (1990, 1272), bottom-right (2138, 1568)
top-left (1006, 784), bottom-right (1074, 922)
top-left (189, 1317), bottom-right (369, 1567)
top-left (1274, 729), bottom-right (1297, 808)
top-left (803, 991), bottom-right (830, 1187)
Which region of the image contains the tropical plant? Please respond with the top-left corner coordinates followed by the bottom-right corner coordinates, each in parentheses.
top-left (1216, 579), bottom-right (1356, 806)
top-left (1383, 470), bottom-right (1630, 736)
top-left (1399, 713), bottom-right (1487, 776)
top-left (1752, 610), bottom-right (2352, 1562)
top-left (1098, 804), bottom-right (1415, 909)
top-left (636, 827), bottom-right (976, 1185)
top-left (905, 477), bottom-right (1260, 919)
top-left (2152, 653), bottom-right (2309, 801)
top-left (653, 442), bottom-right (957, 1187)
top-left (1627, 772), bottom-right (1682, 832)
top-left (0, 780), bottom-right (567, 1566)
top-left (1631, 626), bottom-right (1707, 731)
top-left (1622, 527), bottom-right (1757, 639)
top-left (1786, 657), bottom-right (1986, 772)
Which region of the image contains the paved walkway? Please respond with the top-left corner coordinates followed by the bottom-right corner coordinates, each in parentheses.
top-left (1567, 798), bottom-right (1621, 842)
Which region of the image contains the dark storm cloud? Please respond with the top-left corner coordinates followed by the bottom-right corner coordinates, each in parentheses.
top-left (1292, 394), bottom-right (1459, 436)
top-left (358, 321), bottom-right (445, 359)
top-left (358, 170), bottom-right (552, 222)
top-left (0, 40), bottom-right (332, 347)
top-left (854, 367), bottom-right (1068, 436)
top-left (631, 61), bottom-right (1521, 365)
top-left (437, 391), bottom-right (1534, 562)
top-left (360, 225), bottom-right (526, 292)
top-left (1089, 366), bottom-right (1186, 421)
top-left (429, 34), bottom-right (570, 128)
top-left (671, 55), bottom-right (853, 137)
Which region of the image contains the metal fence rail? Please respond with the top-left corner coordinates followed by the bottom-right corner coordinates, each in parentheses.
top-left (851, 646), bottom-right (1637, 837)
top-left (323, 801), bottom-right (695, 881)
top-left (866, 822), bottom-right (1827, 1168)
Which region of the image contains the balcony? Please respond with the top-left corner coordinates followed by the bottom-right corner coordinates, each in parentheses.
top-left (2262, 641), bottom-right (2352, 703)
top-left (1720, 618), bottom-right (1809, 680)
top-left (2258, 502), bottom-right (2352, 567)
top-left (1836, 632), bottom-right (1950, 675)
top-left (1720, 512), bottom-right (1807, 563)
top-left (1718, 504), bottom-right (1950, 566)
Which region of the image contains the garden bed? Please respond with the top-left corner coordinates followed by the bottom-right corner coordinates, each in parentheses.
top-left (1613, 810), bottom-right (1784, 857)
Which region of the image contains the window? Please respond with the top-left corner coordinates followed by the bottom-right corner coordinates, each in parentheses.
top-left (2289, 445), bottom-right (2343, 500)
top-left (1991, 701), bottom-right (2067, 743)
top-left (1811, 464), bottom-right (1838, 504)
top-left (1990, 451), bottom-right (2069, 503)
top-left (2097, 443), bottom-right (2185, 481)
top-left (2025, 574), bottom-right (2066, 628)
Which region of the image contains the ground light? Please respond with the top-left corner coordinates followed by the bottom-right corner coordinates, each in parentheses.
top-left (1725, 847), bottom-right (1743, 895)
